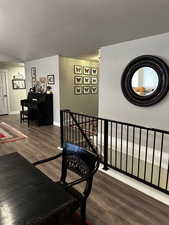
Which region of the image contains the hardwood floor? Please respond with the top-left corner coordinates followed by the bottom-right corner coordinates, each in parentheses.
top-left (0, 114), bottom-right (169, 225)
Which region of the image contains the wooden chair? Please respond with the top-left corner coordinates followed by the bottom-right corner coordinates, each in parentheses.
top-left (20, 99), bottom-right (30, 127)
top-left (33, 142), bottom-right (100, 225)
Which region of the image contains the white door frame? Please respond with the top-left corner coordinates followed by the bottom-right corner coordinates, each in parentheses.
top-left (0, 70), bottom-right (10, 114)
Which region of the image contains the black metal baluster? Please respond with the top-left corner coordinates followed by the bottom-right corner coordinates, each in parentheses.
top-left (60, 110), bottom-right (64, 148)
top-left (89, 117), bottom-right (91, 151)
top-left (68, 112), bottom-right (70, 142)
top-left (126, 126), bottom-right (129, 172)
top-left (137, 128), bottom-right (142, 177)
top-left (110, 122), bottom-right (113, 166)
top-left (115, 123), bottom-right (117, 168)
top-left (76, 114), bottom-right (78, 145)
top-left (151, 131), bottom-right (156, 184)
top-left (144, 130), bottom-right (149, 180)
top-left (131, 127), bottom-right (135, 175)
top-left (120, 124), bottom-right (123, 170)
top-left (96, 119), bottom-right (99, 155)
top-left (166, 160), bottom-right (169, 190)
top-left (158, 133), bottom-right (164, 187)
top-left (100, 120), bottom-right (103, 158)
top-left (85, 115), bottom-right (87, 148)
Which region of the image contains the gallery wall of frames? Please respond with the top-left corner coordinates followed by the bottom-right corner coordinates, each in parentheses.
top-left (74, 65), bottom-right (98, 95)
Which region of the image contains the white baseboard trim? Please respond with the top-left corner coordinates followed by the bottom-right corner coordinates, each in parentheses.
top-left (53, 121), bottom-right (60, 127)
top-left (9, 111), bottom-right (19, 115)
top-left (99, 165), bottom-right (169, 206)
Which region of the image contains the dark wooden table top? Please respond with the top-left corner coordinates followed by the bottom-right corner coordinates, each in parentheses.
top-left (0, 152), bottom-right (77, 225)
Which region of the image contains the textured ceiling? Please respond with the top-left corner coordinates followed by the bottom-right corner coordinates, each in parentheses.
top-left (0, 0), bottom-right (169, 62)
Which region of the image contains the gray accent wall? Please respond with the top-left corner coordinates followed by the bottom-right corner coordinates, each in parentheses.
top-left (59, 57), bottom-right (99, 116)
top-left (99, 33), bottom-right (169, 131)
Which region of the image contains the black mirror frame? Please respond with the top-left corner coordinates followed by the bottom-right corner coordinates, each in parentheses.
top-left (121, 55), bottom-right (169, 107)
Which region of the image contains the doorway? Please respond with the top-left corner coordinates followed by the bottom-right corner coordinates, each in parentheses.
top-left (0, 71), bottom-right (9, 115)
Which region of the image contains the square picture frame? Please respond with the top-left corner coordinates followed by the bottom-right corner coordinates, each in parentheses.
top-left (31, 67), bottom-right (36, 77)
top-left (74, 86), bottom-right (82, 95)
top-left (91, 77), bottom-right (97, 85)
top-left (31, 67), bottom-right (36, 87)
top-left (74, 65), bottom-right (82, 74)
top-left (83, 86), bottom-right (90, 95)
top-left (91, 67), bottom-right (98, 76)
top-left (83, 66), bottom-right (91, 75)
top-left (12, 79), bottom-right (26, 90)
top-left (74, 76), bottom-right (83, 85)
top-left (91, 86), bottom-right (97, 94)
top-left (83, 76), bottom-right (90, 85)
top-left (47, 75), bottom-right (55, 85)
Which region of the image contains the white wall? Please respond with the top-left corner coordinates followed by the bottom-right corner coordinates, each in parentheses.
top-left (8, 66), bottom-right (26, 113)
top-left (25, 55), bottom-right (60, 125)
top-left (99, 32), bottom-right (169, 130)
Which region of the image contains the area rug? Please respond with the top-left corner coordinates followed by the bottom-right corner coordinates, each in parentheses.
top-left (0, 122), bottom-right (27, 144)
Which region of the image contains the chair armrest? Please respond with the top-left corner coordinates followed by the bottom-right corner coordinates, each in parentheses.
top-left (64, 176), bottom-right (88, 190)
top-left (33, 152), bottom-right (62, 166)
top-left (64, 156), bottom-right (100, 189)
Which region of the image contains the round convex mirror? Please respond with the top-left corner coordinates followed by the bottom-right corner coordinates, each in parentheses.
top-left (121, 55), bottom-right (169, 107)
top-left (131, 67), bottom-right (159, 96)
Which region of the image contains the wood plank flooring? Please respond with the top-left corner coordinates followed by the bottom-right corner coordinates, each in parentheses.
top-left (0, 114), bottom-right (169, 225)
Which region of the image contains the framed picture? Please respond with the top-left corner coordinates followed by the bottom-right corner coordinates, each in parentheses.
top-left (83, 76), bottom-right (90, 85)
top-left (91, 86), bottom-right (97, 94)
top-left (47, 75), bottom-right (55, 85)
top-left (12, 79), bottom-right (26, 89)
top-left (74, 65), bottom-right (82, 74)
top-left (74, 76), bottom-right (83, 85)
top-left (83, 86), bottom-right (90, 94)
top-left (74, 86), bottom-right (82, 95)
top-left (31, 67), bottom-right (36, 87)
top-left (83, 66), bottom-right (91, 75)
top-left (91, 67), bottom-right (98, 75)
top-left (31, 67), bottom-right (36, 77)
top-left (91, 77), bottom-right (97, 85)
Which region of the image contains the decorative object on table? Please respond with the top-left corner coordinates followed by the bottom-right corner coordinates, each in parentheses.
top-left (46, 86), bottom-right (52, 94)
top-left (74, 76), bottom-right (83, 85)
top-left (31, 67), bottom-right (36, 87)
top-left (91, 67), bottom-right (98, 76)
top-left (74, 86), bottom-right (82, 95)
top-left (83, 66), bottom-right (91, 75)
top-left (83, 86), bottom-right (90, 94)
top-left (34, 81), bottom-right (41, 93)
top-left (91, 77), bottom-right (97, 85)
top-left (12, 79), bottom-right (26, 89)
top-left (47, 74), bottom-right (55, 85)
top-left (74, 65), bottom-right (82, 74)
top-left (0, 122), bottom-right (27, 143)
top-left (91, 86), bottom-right (97, 94)
top-left (39, 77), bottom-right (47, 93)
top-left (83, 76), bottom-right (90, 84)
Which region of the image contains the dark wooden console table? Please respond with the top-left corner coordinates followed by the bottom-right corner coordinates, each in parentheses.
top-left (0, 153), bottom-right (78, 225)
